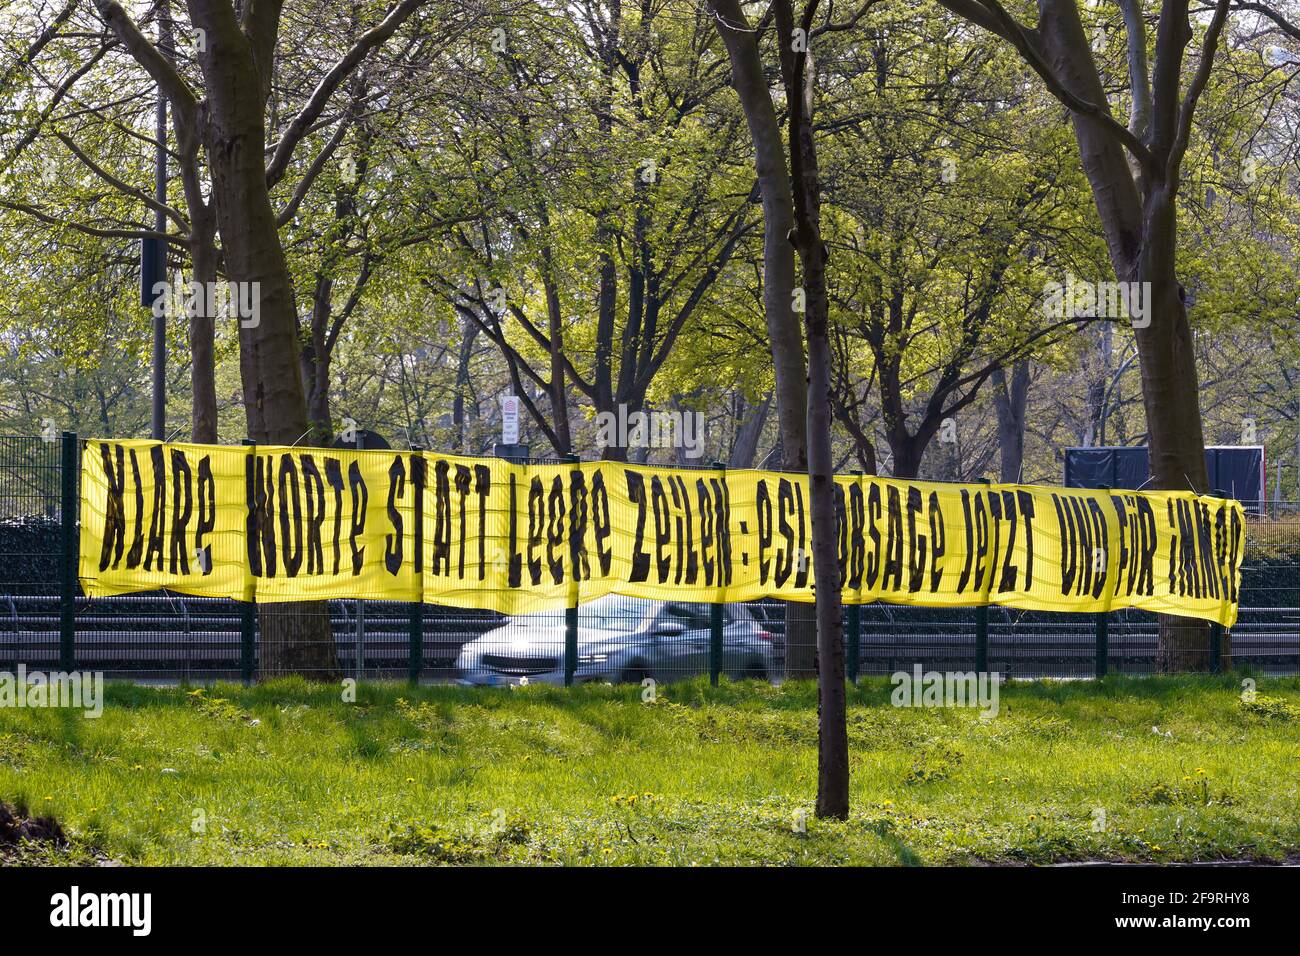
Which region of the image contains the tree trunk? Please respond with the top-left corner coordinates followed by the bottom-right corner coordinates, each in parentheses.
top-left (186, 194), bottom-right (219, 443)
top-left (887, 436), bottom-right (925, 480)
top-left (1034, 1), bottom-right (1212, 672)
top-left (543, 278), bottom-right (572, 455)
top-left (710, 5), bottom-right (808, 470)
top-left (304, 349), bottom-right (332, 444)
top-left (729, 391), bottom-right (772, 468)
top-left (191, 0), bottom-right (338, 680)
top-left (776, 0), bottom-right (848, 820)
top-left (302, 274), bottom-right (334, 443)
top-left (592, 45), bottom-right (619, 418)
top-left (992, 361), bottom-right (1029, 483)
top-left (452, 316), bottom-right (478, 451)
top-left (258, 601), bottom-right (339, 679)
top-left (877, 346), bottom-right (931, 480)
top-left (800, 263), bottom-right (848, 816)
top-left (1132, 207), bottom-right (1209, 494)
top-left (883, 407), bottom-right (946, 481)
top-left (1141, 261), bottom-right (1214, 671)
top-left (1085, 325), bottom-right (1113, 446)
top-left (708, 0), bottom-right (815, 680)
top-left (191, 13), bottom-right (307, 442)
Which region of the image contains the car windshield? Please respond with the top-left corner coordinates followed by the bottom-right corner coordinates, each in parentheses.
top-left (575, 595), bottom-right (652, 632)
top-left (507, 596), bottom-right (651, 632)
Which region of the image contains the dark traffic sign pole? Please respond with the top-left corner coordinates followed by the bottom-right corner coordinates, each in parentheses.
top-left (142, 89), bottom-right (167, 440)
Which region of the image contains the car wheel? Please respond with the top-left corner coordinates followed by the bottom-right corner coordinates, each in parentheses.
top-left (743, 660), bottom-right (768, 682)
top-left (619, 662), bottom-right (650, 684)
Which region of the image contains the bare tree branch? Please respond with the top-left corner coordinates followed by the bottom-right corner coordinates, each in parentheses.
top-left (275, 117), bottom-right (353, 227)
top-left (53, 132), bottom-right (188, 230)
top-left (0, 0), bottom-right (78, 94)
top-left (1234, 1), bottom-right (1300, 41)
top-left (1119, 0), bottom-right (1153, 138)
top-left (265, 0), bottom-right (427, 189)
top-left (934, 0), bottom-right (1157, 167)
top-left (91, 0), bottom-right (198, 124)
top-left (1169, 0), bottom-right (1232, 185)
top-left (0, 197), bottom-right (178, 244)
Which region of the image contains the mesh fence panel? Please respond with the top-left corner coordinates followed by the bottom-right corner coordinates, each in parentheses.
top-left (0, 436), bottom-right (61, 672)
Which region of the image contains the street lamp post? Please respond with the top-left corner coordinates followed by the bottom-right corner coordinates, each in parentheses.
top-left (146, 93), bottom-right (167, 441)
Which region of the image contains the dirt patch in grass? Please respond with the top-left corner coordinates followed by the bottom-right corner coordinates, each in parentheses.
top-left (0, 799), bottom-right (67, 861)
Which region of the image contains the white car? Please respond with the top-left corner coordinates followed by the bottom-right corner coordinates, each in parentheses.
top-left (455, 595), bottom-right (777, 686)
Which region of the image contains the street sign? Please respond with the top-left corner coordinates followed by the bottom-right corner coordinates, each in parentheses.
top-left (501, 395), bottom-right (520, 444)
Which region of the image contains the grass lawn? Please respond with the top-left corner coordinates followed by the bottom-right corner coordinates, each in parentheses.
top-left (1, 675), bottom-right (1298, 866)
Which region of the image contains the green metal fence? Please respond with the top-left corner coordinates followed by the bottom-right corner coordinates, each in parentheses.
top-left (0, 433), bottom-right (1295, 685)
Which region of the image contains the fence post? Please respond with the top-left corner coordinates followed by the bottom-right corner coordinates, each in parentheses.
top-left (409, 599), bottom-right (424, 687)
top-left (240, 601), bottom-right (256, 686)
top-left (848, 468), bottom-right (863, 684)
top-left (1095, 612), bottom-right (1109, 678)
top-left (847, 602), bottom-right (861, 684)
top-left (709, 460), bottom-right (726, 686)
top-left (564, 454), bottom-right (580, 687)
top-left (354, 600), bottom-right (365, 683)
top-left (709, 602), bottom-right (723, 687)
top-left (240, 439), bottom-right (255, 685)
top-left (975, 478), bottom-right (989, 674)
top-left (58, 431), bottom-right (77, 672)
top-left (1208, 487), bottom-right (1230, 675)
top-left (409, 446), bottom-right (424, 687)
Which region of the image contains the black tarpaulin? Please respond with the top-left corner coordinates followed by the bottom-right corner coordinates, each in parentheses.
top-left (1063, 445), bottom-right (1265, 509)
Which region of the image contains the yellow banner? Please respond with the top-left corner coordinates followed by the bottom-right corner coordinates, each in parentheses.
top-left (78, 440), bottom-right (1244, 625)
